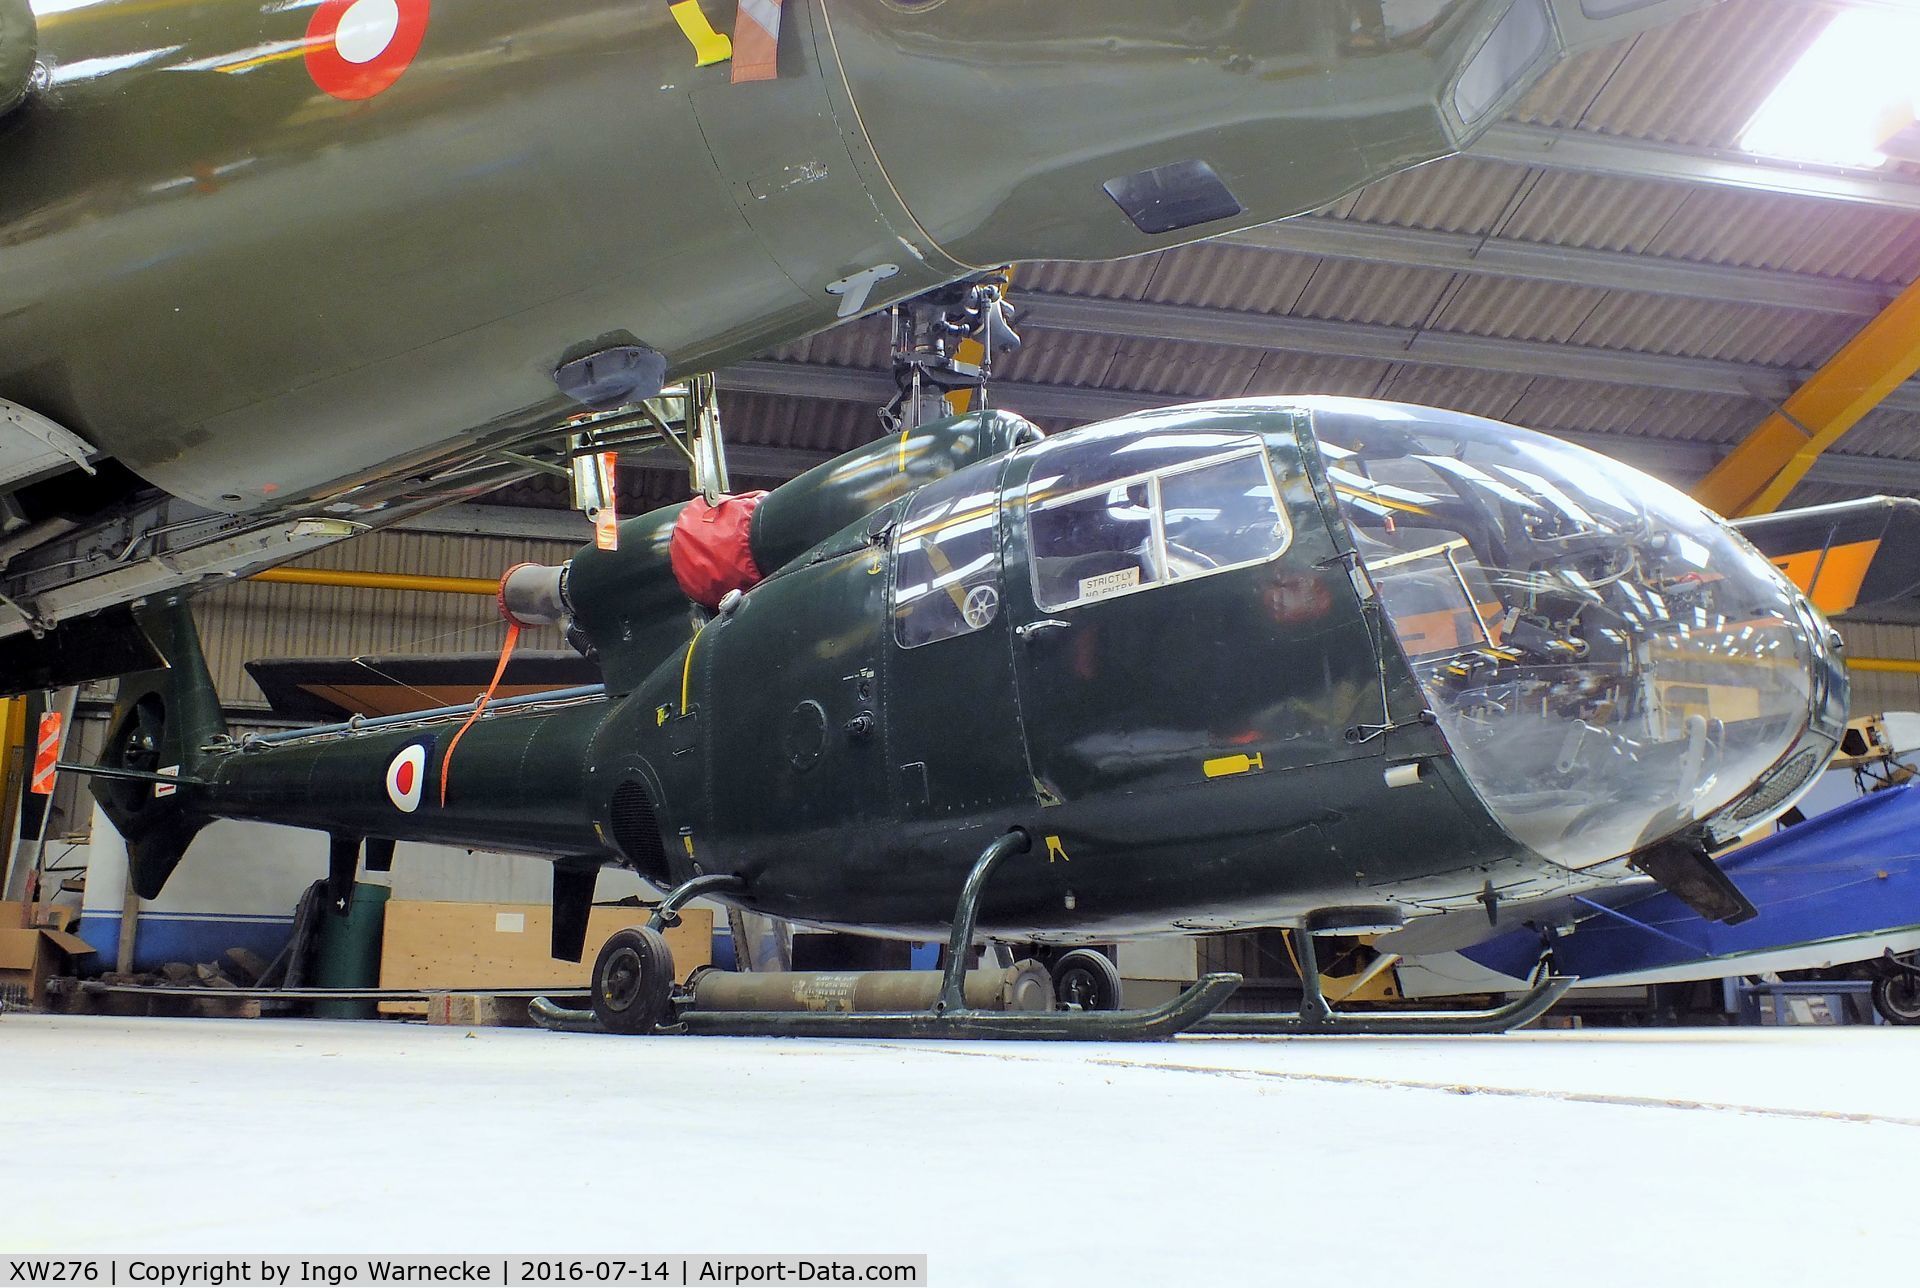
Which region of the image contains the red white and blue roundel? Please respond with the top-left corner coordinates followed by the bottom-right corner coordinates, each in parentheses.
top-left (385, 741), bottom-right (430, 813)
top-left (306, 0), bottom-right (432, 102)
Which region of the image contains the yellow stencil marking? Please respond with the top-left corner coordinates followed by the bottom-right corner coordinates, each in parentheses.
top-left (215, 45), bottom-right (315, 75)
top-left (656, 704), bottom-right (672, 727)
top-left (670, 0), bottom-right (734, 66)
top-left (897, 430), bottom-right (910, 474)
top-left (682, 834), bottom-right (696, 858)
top-left (1204, 752), bottom-right (1266, 779)
top-left (1045, 835), bottom-right (1071, 863)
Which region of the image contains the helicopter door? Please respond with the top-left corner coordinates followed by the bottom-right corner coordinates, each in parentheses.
top-left (884, 456), bottom-right (1033, 817)
top-left (1005, 424), bottom-right (1385, 803)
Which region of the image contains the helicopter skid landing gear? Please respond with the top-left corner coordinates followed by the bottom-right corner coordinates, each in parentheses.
top-left (1194, 908), bottom-right (1576, 1036)
top-left (532, 832), bottom-right (1243, 1040)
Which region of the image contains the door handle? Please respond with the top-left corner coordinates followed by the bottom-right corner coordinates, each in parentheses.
top-left (1016, 619), bottom-right (1071, 642)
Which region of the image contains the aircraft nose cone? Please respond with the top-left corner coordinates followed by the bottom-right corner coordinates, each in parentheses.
top-left (1308, 398), bottom-right (1836, 870)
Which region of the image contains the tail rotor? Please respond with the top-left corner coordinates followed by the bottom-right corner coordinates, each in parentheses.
top-left (92, 598), bottom-right (228, 898)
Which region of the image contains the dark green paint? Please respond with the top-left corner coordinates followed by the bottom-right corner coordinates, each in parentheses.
top-left (97, 401), bottom-right (1564, 942)
top-left (0, 0), bottom-right (32, 113)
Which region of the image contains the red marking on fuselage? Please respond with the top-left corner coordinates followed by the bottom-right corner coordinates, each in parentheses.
top-left (305, 0), bottom-right (432, 102)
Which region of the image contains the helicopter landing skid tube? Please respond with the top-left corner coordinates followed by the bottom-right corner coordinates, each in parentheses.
top-left (1191, 973), bottom-right (1575, 1035)
top-left (667, 974), bottom-right (1242, 1040)
top-left (530, 829), bottom-right (1245, 1040)
top-left (1194, 928), bottom-right (1575, 1036)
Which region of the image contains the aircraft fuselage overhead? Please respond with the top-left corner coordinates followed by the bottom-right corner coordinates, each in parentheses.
top-left (0, 0), bottom-right (1718, 680)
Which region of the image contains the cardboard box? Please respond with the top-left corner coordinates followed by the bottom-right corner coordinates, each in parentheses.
top-left (0, 921), bottom-right (95, 1007)
top-left (377, 900), bottom-right (712, 1016)
top-left (0, 899), bottom-right (75, 933)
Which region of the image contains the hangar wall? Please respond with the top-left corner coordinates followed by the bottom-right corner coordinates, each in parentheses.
top-left (191, 528), bottom-right (580, 710)
top-left (55, 525), bottom-right (623, 972)
top-left (1836, 619), bottom-right (1920, 716)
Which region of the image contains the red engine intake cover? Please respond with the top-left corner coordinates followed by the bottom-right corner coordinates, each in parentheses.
top-left (670, 492), bottom-right (769, 610)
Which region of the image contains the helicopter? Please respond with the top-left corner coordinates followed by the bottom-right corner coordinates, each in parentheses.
top-left (72, 389), bottom-right (1889, 1040)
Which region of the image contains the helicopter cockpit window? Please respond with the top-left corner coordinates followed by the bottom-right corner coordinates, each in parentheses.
top-left (1307, 398), bottom-right (1820, 872)
top-left (893, 468), bottom-right (1003, 650)
top-left (1159, 453), bottom-right (1290, 577)
top-left (1026, 434), bottom-right (1291, 611)
top-left (1031, 481), bottom-right (1163, 609)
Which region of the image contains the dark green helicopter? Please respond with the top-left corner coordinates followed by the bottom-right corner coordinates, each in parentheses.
top-left (80, 393), bottom-right (1861, 1040)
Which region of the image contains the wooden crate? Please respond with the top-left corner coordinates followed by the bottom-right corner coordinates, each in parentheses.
top-left (378, 901), bottom-right (711, 1016)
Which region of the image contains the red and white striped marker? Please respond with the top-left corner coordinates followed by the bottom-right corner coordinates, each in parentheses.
top-left (731, 0), bottom-right (782, 83)
top-left (306, 0), bottom-right (432, 101)
top-left (30, 711), bottom-right (60, 796)
top-left (386, 742), bottom-right (428, 813)
top-left (592, 451), bottom-right (619, 552)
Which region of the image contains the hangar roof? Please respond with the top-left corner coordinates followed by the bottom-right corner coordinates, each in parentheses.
top-left (513, 0), bottom-right (1920, 516)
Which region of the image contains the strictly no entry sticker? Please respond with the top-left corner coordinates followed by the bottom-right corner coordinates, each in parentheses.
top-left (3, 1259), bottom-right (929, 1286)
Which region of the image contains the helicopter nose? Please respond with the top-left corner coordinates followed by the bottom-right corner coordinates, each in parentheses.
top-left (1308, 399), bottom-right (1840, 871)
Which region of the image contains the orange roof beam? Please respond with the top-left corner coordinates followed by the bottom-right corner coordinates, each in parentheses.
top-left (249, 567), bottom-right (499, 596)
top-left (1695, 272), bottom-right (1920, 518)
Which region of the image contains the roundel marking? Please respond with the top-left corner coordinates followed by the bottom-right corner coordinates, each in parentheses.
top-left (386, 742), bottom-right (429, 813)
top-left (306, 0), bottom-right (431, 102)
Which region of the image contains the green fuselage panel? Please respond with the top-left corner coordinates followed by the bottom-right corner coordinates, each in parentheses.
top-left (4, 0), bottom-right (1609, 514)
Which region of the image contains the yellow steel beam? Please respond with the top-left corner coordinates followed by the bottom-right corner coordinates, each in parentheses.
top-left (0, 697), bottom-right (26, 885)
top-left (1695, 274), bottom-right (1920, 517)
top-left (249, 568), bottom-right (499, 596)
top-left (1850, 657), bottom-right (1920, 675)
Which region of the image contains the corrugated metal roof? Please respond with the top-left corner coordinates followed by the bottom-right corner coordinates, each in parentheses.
top-left (1020, 254), bottom-right (1163, 299)
top-left (1242, 352), bottom-right (1397, 398)
top-left (1775, 206), bottom-right (1920, 284)
top-left (1288, 259), bottom-right (1457, 327)
top-left (1506, 35), bottom-right (1632, 129)
top-left (1372, 366), bottom-right (1538, 420)
top-left (1824, 406), bottom-right (1920, 460)
top-left (1103, 341), bottom-right (1265, 398)
top-left (721, 389), bottom-right (885, 455)
top-left (1636, 188), bottom-right (1856, 274)
top-left (1428, 275), bottom-right (1611, 343)
top-left (1532, 0), bottom-right (1829, 147)
top-left (1565, 293), bottom-right (1863, 366)
top-left (1139, 244), bottom-right (1317, 314)
top-left (1492, 170), bottom-right (1693, 251)
top-left (998, 329), bottom-right (1124, 389)
top-left (1504, 379), bottom-right (1769, 448)
top-left (1338, 156), bottom-right (1529, 234)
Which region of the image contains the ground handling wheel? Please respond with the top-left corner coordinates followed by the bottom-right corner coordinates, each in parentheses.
top-left (1052, 949), bottom-right (1123, 1012)
top-left (1872, 972), bottom-right (1920, 1025)
top-left (591, 926), bottom-right (675, 1034)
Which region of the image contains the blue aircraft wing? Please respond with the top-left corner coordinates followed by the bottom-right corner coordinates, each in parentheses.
top-left (1462, 783), bottom-right (1920, 983)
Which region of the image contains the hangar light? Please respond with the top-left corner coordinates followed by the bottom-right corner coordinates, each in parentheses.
top-left (1739, 8), bottom-right (1920, 169)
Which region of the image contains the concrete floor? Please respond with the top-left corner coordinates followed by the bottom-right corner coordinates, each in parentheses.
top-left (3, 1016), bottom-right (1917, 1284)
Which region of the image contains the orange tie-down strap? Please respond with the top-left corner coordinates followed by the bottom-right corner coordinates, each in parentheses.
top-left (439, 620), bottom-right (521, 808)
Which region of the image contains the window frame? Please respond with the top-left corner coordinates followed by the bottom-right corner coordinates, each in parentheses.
top-left (1026, 443), bottom-right (1294, 614)
top-left (890, 473), bottom-right (1008, 652)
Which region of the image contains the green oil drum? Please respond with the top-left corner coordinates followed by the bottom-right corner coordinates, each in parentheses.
top-left (313, 882), bottom-right (390, 1020)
